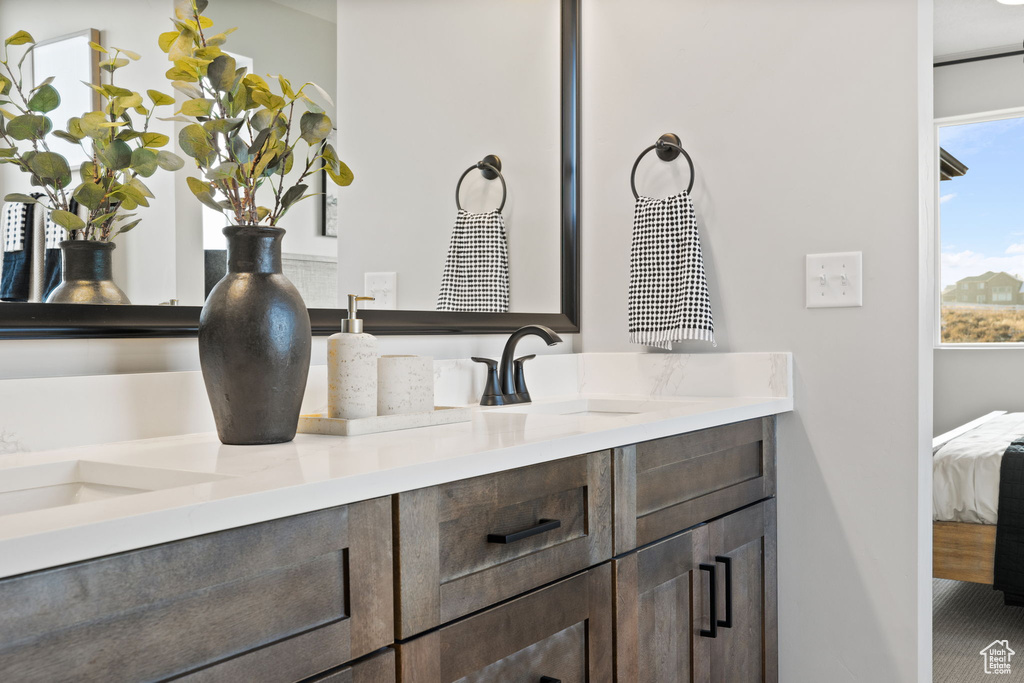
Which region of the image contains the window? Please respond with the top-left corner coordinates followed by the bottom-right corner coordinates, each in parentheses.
top-left (939, 113), bottom-right (1024, 344)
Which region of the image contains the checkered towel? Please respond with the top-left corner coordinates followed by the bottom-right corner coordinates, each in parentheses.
top-left (628, 191), bottom-right (714, 348)
top-left (437, 209), bottom-right (509, 313)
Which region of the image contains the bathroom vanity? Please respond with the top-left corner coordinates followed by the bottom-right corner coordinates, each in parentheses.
top-left (0, 353), bottom-right (791, 682)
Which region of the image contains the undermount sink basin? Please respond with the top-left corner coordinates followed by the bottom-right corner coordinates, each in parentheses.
top-left (0, 460), bottom-right (231, 516)
top-left (495, 397), bottom-right (706, 417)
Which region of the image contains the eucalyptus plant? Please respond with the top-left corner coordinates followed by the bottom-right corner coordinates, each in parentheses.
top-left (0, 31), bottom-right (183, 241)
top-left (161, 0), bottom-right (353, 228)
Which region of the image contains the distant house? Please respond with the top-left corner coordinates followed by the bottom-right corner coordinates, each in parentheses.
top-left (941, 285), bottom-right (956, 303)
top-left (953, 271), bottom-right (1023, 304)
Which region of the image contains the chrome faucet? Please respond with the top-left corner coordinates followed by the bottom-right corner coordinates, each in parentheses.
top-left (473, 325), bottom-right (563, 405)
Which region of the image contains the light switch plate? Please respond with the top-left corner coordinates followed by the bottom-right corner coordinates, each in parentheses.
top-left (364, 272), bottom-right (397, 309)
top-left (806, 252), bottom-right (862, 308)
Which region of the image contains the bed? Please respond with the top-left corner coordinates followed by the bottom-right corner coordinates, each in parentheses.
top-left (933, 410), bottom-right (1018, 585)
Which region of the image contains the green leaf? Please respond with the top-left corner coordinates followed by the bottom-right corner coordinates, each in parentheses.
top-left (171, 80), bottom-right (204, 99)
top-left (130, 177), bottom-right (154, 198)
top-left (131, 147), bottom-right (159, 177)
top-left (27, 84), bottom-right (59, 113)
top-left (250, 89), bottom-right (285, 111)
top-left (186, 176), bottom-right (224, 212)
top-left (0, 74), bottom-right (11, 97)
top-left (141, 132), bottom-right (170, 148)
top-left (52, 130), bottom-right (83, 145)
top-left (50, 210), bottom-right (85, 231)
top-left (251, 108), bottom-right (283, 131)
top-left (4, 192), bottom-right (41, 204)
top-left (275, 74), bottom-right (294, 99)
top-left (0, 148), bottom-right (15, 157)
top-left (5, 31), bottom-right (34, 47)
top-left (325, 160), bottom-right (354, 187)
top-left (114, 218), bottom-right (141, 235)
top-left (166, 66), bottom-right (198, 83)
top-left (156, 150), bottom-right (185, 171)
top-left (99, 57), bottom-right (130, 72)
top-left (207, 54), bottom-right (237, 92)
top-left (87, 41), bottom-right (107, 53)
top-left (206, 162), bottom-right (238, 181)
top-left (206, 27), bottom-right (238, 47)
top-left (66, 118), bottom-right (86, 140)
top-left (79, 161), bottom-right (97, 182)
top-left (147, 89), bottom-right (175, 107)
top-left (111, 92), bottom-right (143, 115)
top-left (203, 117), bottom-right (243, 135)
top-left (90, 210), bottom-right (118, 226)
top-left (180, 98), bottom-right (214, 117)
top-left (78, 111), bottom-right (118, 138)
top-left (302, 81), bottom-right (334, 108)
top-left (178, 123), bottom-right (215, 164)
top-left (100, 83), bottom-right (133, 98)
top-left (248, 128), bottom-right (271, 154)
top-left (72, 181), bottom-right (106, 210)
top-left (96, 139), bottom-right (132, 170)
top-left (158, 31), bottom-right (179, 53)
top-left (280, 183), bottom-right (307, 212)
top-left (111, 47), bottom-right (141, 60)
top-left (31, 76), bottom-right (54, 92)
top-left (299, 112), bottom-right (332, 145)
top-left (7, 114), bottom-right (51, 140)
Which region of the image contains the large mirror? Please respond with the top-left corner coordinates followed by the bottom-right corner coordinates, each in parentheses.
top-left (0, 0), bottom-right (579, 337)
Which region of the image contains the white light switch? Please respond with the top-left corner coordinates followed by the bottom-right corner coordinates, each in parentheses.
top-left (364, 272), bottom-right (397, 309)
top-left (806, 252), bottom-right (862, 308)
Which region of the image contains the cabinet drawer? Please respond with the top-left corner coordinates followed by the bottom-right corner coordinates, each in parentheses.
top-left (395, 451), bottom-right (612, 637)
top-left (614, 417), bottom-right (775, 553)
top-left (396, 564), bottom-right (612, 682)
top-left (0, 497), bottom-right (394, 683)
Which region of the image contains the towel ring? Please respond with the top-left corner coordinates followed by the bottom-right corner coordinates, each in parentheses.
top-left (456, 154), bottom-right (507, 213)
top-left (630, 133), bottom-right (695, 200)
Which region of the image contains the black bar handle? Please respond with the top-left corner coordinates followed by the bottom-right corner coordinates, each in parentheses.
top-left (715, 555), bottom-right (733, 629)
top-left (487, 519), bottom-right (561, 544)
top-left (540, 678), bottom-right (561, 683)
top-left (699, 563), bottom-right (718, 638)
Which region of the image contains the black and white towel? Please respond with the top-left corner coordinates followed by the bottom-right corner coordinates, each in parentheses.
top-left (628, 191), bottom-right (714, 349)
top-left (437, 209), bottom-right (510, 313)
top-left (2, 200), bottom-right (30, 253)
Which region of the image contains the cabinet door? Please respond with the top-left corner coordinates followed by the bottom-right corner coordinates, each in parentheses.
top-left (397, 563), bottom-right (612, 682)
top-left (613, 524), bottom-right (711, 683)
top-left (708, 499), bottom-right (777, 683)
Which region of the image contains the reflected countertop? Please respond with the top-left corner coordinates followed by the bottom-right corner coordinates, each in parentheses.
top-left (0, 353), bottom-right (793, 579)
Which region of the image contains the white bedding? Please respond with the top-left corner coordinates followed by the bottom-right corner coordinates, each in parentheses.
top-left (934, 412), bottom-right (1024, 524)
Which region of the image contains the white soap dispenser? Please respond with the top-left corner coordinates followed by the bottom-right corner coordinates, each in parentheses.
top-left (328, 295), bottom-right (378, 419)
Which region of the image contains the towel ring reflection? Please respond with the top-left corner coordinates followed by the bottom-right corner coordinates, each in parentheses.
top-left (630, 133), bottom-right (695, 200)
top-left (456, 154), bottom-right (507, 213)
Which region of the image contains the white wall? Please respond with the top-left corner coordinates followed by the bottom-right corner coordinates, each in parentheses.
top-left (335, 0), bottom-right (561, 313)
top-left (580, 0), bottom-right (930, 680)
top-left (933, 57), bottom-right (1024, 434)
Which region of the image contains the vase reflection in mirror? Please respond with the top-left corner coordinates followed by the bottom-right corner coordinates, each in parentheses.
top-left (199, 226), bottom-right (312, 445)
top-left (45, 240), bottom-right (131, 305)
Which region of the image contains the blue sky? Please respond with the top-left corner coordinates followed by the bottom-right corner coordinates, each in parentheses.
top-left (940, 116), bottom-right (1024, 289)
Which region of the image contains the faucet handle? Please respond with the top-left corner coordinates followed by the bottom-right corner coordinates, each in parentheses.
top-left (472, 357), bottom-right (505, 406)
top-left (513, 354), bottom-right (536, 402)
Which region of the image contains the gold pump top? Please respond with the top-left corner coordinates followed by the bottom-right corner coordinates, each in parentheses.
top-left (342, 294), bottom-right (374, 334)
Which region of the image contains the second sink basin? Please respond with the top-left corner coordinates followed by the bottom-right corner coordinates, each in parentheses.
top-left (0, 460), bottom-right (232, 517)
top-left (495, 397), bottom-right (706, 417)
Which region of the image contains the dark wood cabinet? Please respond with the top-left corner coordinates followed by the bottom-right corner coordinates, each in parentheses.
top-left (613, 499), bottom-right (777, 683)
top-left (397, 564), bottom-right (613, 683)
top-left (303, 649), bottom-right (396, 683)
top-left (394, 451), bottom-right (612, 638)
top-left (0, 497), bottom-right (394, 683)
top-left (614, 417), bottom-right (775, 554)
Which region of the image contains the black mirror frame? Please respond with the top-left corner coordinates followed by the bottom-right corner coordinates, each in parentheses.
top-left (0, 0), bottom-right (580, 340)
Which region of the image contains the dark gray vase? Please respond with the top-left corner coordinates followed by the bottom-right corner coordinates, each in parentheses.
top-left (199, 225), bottom-right (311, 445)
top-left (45, 241), bottom-right (131, 304)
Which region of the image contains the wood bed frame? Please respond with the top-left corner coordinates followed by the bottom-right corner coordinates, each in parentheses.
top-left (932, 411), bottom-right (1006, 585)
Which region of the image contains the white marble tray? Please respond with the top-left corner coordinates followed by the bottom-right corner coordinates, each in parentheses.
top-left (297, 406), bottom-right (471, 436)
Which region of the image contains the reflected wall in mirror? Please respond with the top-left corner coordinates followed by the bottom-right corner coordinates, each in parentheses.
top-left (0, 0), bottom-right (579, 337)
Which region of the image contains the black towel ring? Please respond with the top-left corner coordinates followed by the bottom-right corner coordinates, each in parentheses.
top-left (630, 133), bottom-right (695, 200)
top-left (456, 154), bottom-right (507, 213)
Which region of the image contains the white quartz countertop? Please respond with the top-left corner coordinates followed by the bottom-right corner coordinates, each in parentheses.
top-left (0, 352), bottom-right (792, 579)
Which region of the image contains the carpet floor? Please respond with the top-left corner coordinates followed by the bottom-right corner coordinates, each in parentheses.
top-left (934, 578), bottom-right (1024, 681)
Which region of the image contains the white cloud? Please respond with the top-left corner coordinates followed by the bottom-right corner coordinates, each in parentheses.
top-left (940, 193), bottom-right (956, 204)
top-left (1008, 244), bottom-right (1024, 255)
top-left (941, 249), bottom-right (1024, 287)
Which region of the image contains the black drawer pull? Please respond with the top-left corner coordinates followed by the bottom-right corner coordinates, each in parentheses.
top-left (699, 563), bottom-right (717, 638)
top-left (716, 555), bottom-right (733, 629)
top-left (487, 519), bottom-right (561, 544)
top-left (540, 678), bottom-right (561, 683)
